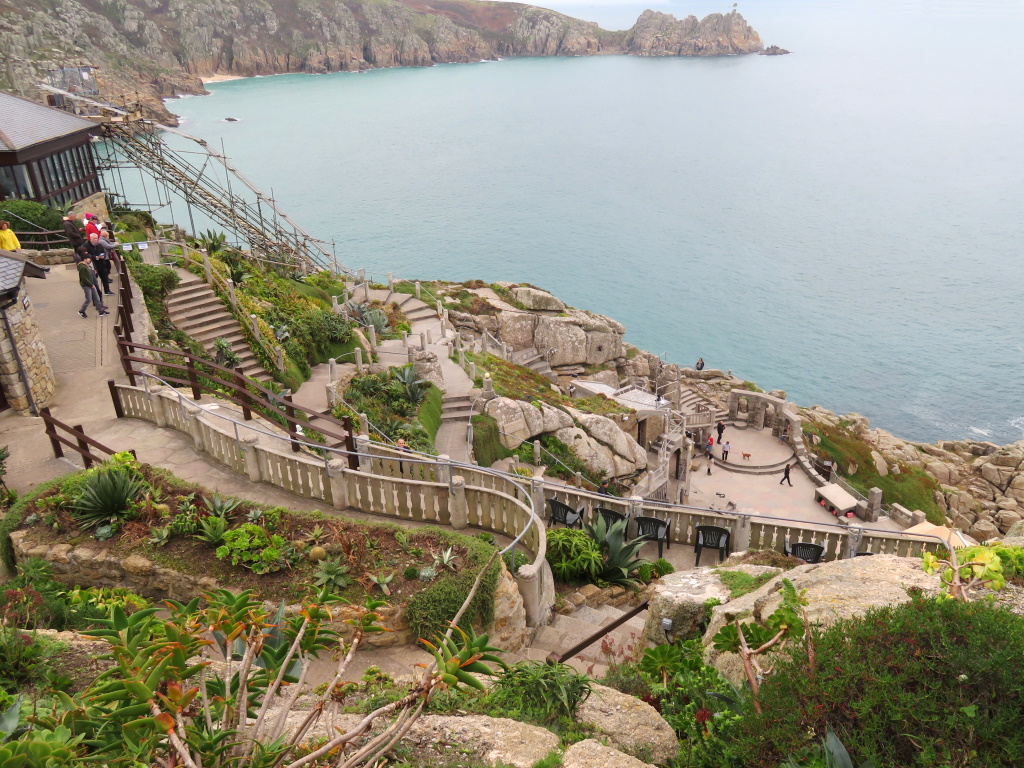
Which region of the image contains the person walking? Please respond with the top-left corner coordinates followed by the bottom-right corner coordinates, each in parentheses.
top-left (705, 434), bottom-right (714, 457)
top-left (716, 420), bottom-right (725, 443)
top-left (0, 221), bottom-right (21, 251)
top-left (722, 440), bottom-right (731, 462)
top-left (780, 463), bottom-right (793, 486)
top-left (77, 256), bottom-right (108, 318)
top-left (707, 457), bottom-right (713, 475)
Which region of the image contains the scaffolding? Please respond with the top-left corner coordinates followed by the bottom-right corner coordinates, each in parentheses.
top-left (37, 84), bottom-right (346, 275)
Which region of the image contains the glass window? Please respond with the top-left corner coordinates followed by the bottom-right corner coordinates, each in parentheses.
top-left (12, 164), bottom-right (35, 198)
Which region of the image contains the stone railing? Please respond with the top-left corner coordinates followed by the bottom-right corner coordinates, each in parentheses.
top-left (110, 381), bottom-right (554, 626)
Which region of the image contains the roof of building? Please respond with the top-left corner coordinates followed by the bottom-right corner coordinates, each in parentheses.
top-left (0, 250), bottom-right (49, 293)
top-left (572, 380), bottom-right (667, 411)
top-left (0, 91), bottom-right (98, 153)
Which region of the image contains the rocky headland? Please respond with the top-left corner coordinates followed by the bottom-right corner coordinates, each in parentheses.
top-left (0, 0), bottom-right (764, 122)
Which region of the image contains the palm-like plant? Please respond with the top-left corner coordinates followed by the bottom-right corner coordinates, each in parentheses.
top-left (392, 364), bottom-right (428, 404)
top-left (195, 229), bottom-right (227, 256)
top-left (72, 469), bottom-right (144, 529)
top-left (584, 516), bottom-right (649, 586)
top-left (205, 492), bottom-right (242, 518)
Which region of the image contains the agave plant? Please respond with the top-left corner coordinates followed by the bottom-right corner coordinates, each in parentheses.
top-left (196, 515), bottom-right (229, 546)
top-left (314, 558), bottom-right (353, 592)
top-left (584, 516), bottom-right (649, 586)
top-left (392, 364), bottom-right (428, 404)
top-left (72, 469), bottom-right (144, 529)
top-left (149, 525), bottom-right (172, 547)
top-left (363, 308), bottom-right (389, 335)
top-left (205, 492), bottom-right (242, 519)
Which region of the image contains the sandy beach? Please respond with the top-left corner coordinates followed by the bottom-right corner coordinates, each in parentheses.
top-left (202, 73), bottom-right (245, 84)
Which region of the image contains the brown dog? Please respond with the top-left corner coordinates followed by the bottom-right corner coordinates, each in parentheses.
top-left (741, 452), bottom-right (752, 461)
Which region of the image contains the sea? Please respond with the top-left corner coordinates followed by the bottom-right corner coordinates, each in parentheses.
top-left (155, 0), bottom-right (1024, 446)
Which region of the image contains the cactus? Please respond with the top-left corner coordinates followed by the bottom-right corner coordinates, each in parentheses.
top-left (308, 545), bottom-right (327, 562)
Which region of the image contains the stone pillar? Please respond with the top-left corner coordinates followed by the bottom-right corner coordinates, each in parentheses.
top-left (249, 313), bottom-right (260, 339)
top-left (367, 325), bottom-right (377, 349)
top-left (628, 495), bottom-right (644, 520)
top-left (731, 513), bottom-right (751, 552)
top-left (415, 281), bottom-right (421, 300)
top-left (331, 295), bottom-right (340, 313)
top-left (425, 329), bottom-right (432, 346)
top-left (362, 282), bottom-right (370, 301)
top-left (359, 412), bottom-right (370, 436)
top-left (728, 391), bottom-right (740, 420)
top-left (401, 330), bottom-right (408, 345)
top-left (354, 347), bottom-right (363, 373)
top-left (436, 300), bottom-right (443, 317)
top-left (275, 346), bottom-right (285, 372)
top-left (436, 454), bottom-right (452, 485)
top-left (440, 321), bottom-right (447, 340)
top-left (328, 357), bottom-right (337, 385)
top-left (241, 434), bottom-right (261, 483)
top-left (515, 559), bottom-right (555, 628)
top-left (419, 333), bottom-right (426, 351)
top-left (150, 388), bottom-right (169, 428)
top-left (865, 487), bottom-right (882, 523)
top-left (358, 268), bottom-right (365, 282)
top-left (752, 398), bottom-right (767, 430)
top-left (458, 349), bottom-right (466, 369)
top-left (355, 433), bottom-right (371, 471)
top-left (481, 373), bottom-right (496, 401)
top-left (531, 477), bottom-right (546, 522)
top-left (845, 525), bottom-right (864, 559)
top-left (469, 362), bottom-right (477, 381)
top-left (226, 279), bottom-right (237, 312)
top-left (387, 272), bottom-right (393, 289)
top-left (533, 440), bottom-right (542, 467)
top-left (450, 475), bottom-right (469, 530)
top-left (407, 347), bottom-right (415, 364)
top-left (0, 284), bottom-right (56, 413)
top-left (184, 405), bottom-right (204, 452)
top-left (327, 459), bottom-right (348, 509)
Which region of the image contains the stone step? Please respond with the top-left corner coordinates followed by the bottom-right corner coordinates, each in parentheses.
top-left (182, 318), bottom-right (241, 340)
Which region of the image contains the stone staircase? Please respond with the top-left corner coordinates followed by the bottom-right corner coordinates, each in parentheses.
top-left (166, 273), bottom-right (268, 382)
top-left (676, 388), bottom-right (728, 421)
top-left (440, 393), bottom-right (473, 423)
top-left (522, 602), bottom-right (649, 678)
top-left (513, 347), bottom-right (558, 383)
top-left (716, 453), bottom-right (796, 476)
top-left (392, 292), bottom-right (438, 327)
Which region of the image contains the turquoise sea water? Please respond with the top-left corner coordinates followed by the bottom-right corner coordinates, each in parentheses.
top-left (162, 0), bottom-right (1024, 445)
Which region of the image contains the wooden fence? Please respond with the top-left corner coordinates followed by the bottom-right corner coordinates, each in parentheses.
top-left (40, 407), bottom-right (128, 469)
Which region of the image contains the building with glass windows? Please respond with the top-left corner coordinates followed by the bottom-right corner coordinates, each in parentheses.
top-left (0, 92), bottom-right (102, 209)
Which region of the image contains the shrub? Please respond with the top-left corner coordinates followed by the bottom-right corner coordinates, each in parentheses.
top-left (653, 558), bottom-right (675, 577)
top-left (406, 530), bottom-right (500, 643)
top-left (403, 565), bottom-right (419, 580)
top-left (471, 413), bottom-right (513, 468)
top-left (418, 384), bottom-right (443, 446)
top-left (72, 469), bottom-right (144, 531)
top-left (0, 627), bottom-right (59, 689)
top-left (734, 596), bottom-right (1024, 767)
top-left (502, 548), bottom-right (530, 576)
top-left (545, 528), bottom-right (602, 582)
top-left (0, 200), bottom-right (62, 232)
top-left (716, 569), bottom-right (776, 599)
top-left (1, 476), bottom-right (67, 571)
top-left (215, 524), bottom-right (288, 574)
top-left (489, 661), bottom-right (593, 724)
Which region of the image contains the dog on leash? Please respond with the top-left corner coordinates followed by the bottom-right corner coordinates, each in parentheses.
top-left (741, 452), bottom-right (752, 461)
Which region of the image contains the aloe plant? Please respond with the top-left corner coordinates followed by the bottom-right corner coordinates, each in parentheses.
top-left (584, 516), bottom-right (649, 586)
top-left (72, 469), bottom-right (144, 529)
top-left (314, 558), bottom-right (353, 592)
top-left (368, 570), bottom-right (395, 596)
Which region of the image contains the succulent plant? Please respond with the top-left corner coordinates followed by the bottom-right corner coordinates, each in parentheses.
top-left (308, 545), bottom-right (327, 562)
top-left (419, 566), bottom-right (437, 582)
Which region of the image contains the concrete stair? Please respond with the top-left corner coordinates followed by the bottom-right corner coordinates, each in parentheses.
top-left (522, 604), bottom-right (648, 678)
top-left (676, 388), bottom-right (728, 421)
top-left (513, 347), bottom-right (558, 384)
top-left (716, 453), bottom-right (795, 476)
top-left (440, 393), bottom-right (474, 423)
top-left (393, 293), bottom-right (438, 325)
top-left (166, 274), bottom-right (269, 382)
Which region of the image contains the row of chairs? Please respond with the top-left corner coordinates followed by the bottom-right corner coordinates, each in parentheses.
top-left (548, 499), bottom-right (672, 558)
top-left (548, 500), bottom-right (842, 567)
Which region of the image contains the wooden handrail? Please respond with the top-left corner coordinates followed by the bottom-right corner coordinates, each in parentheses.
top-left (548, 600), bottom-right (650, 665)
top-left (39, 407), bottom-right (130, 469)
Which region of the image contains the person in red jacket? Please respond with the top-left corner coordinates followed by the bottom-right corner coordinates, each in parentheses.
top-left (84, 214), bottom-right (101, 239)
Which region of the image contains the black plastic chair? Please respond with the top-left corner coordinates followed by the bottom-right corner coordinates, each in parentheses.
top-left (788, 542), bottom-right (825, 564)
top-left (694, 525), bottom-right (730, 566)
top-left (634, 515), bottom-right (671, 559)
top-left (596, 507), bottom-right (628, 530)
top-left (548, 498), bottom-right (583, 529)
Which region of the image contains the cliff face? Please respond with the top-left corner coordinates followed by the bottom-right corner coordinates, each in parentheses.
top-left (0, 0), bottom-right (764, 122)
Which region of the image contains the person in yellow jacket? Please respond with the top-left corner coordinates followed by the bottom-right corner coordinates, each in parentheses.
top-left (0, 221), bottom-right (20, 251)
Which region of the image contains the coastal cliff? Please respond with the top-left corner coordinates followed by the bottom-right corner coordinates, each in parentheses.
top-left (0, 0), bottom-right (763, 122)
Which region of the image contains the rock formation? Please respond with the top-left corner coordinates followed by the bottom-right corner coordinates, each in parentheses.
top-left (0, 1), bottom-right (767, 123)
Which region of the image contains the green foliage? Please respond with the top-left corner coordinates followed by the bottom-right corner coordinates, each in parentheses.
top-left (418, 384), bottom-right (443, 446)
top-left (195, 514), bottom-right (229, 546)
top-left (1, 476), bottom-right (69, 571)
top-left (212, 337), bottom-right (241, 368)
top-left (314, 558), bottom-right (354, 592)
top-left (419, 566), bottom-right (437, 582)
top-left (955, 543), bottom-right (1024, 578)
top-left (60, 586), bottom-right (149, 616)
top-left (471, 413), bottom-right (514, 468)
top-left (513, 433), bottom-right (606, 487)
top-left (71, 469), bottom-right (144, 531)
top-left (205, 492), bottom-right (242, 519)
top-left (715, 569), bottom-right (776, 599)
top-left (0, 559), bottom-right (105, 631)
top-left (502, 548), bottom-right (530, 576)
top-left (735, 596), bottom-right (1024, 768)
top-left (0, 627), bottom-right (60, 689)
top-left (489, 661), bottom-right (592, 724)
top-left (406, 531), bottom-right (500, 644)
top-left (403, 565), bottom-right (419, 580)
top-left (0, 200), bottom-right (62, 232)
top-left (545, 528), bottom-right (602, 582)
top-left (583, 515), bottom-right (648, 586)
top-left (132, 263), bottom-right (181, 332)
top-left (422, 625), bottom-right (507, 693)
top-left (0, 725), bottom-right (82, 765)
top-left (339, 369), bottom-right (437, 452)
top-left (782, 729), bottom-right (877, 768)
top-left (653, 558), bottom-right (675, 577)
top-left (214, 524), bottom-right (288, 574)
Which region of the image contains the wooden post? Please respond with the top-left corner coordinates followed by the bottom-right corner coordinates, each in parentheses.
top-left (185, 356), bottom-right (201, 400)
top-left (284, 394), bottom-right (300, 453)
top-left (342, 415), bottom-right (359, 471)
top-left (41, 408), bottom-right (63, 459)
top-left (74, 424), bottom-right (93, 469)
top-left (114, 329), bottom-right (136, 387)
top-left (107, 380), bottom-right (124, 419)
top-left (234, 366), bottom-right (252, 420)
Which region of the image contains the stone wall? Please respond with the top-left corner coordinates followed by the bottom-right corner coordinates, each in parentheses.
top-left (0, 280), bottom-right (56, 413)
